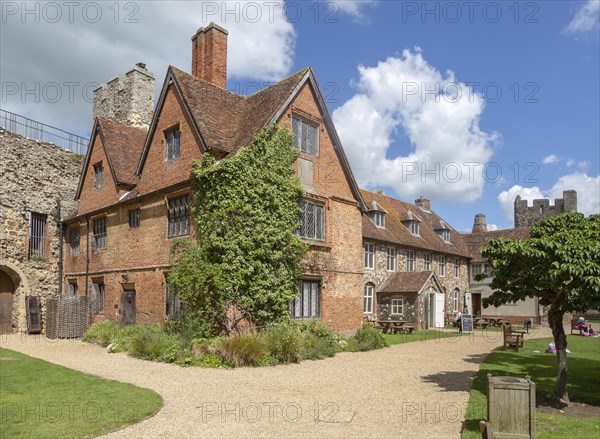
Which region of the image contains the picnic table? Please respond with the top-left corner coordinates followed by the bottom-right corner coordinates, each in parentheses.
top-left (373, 320), bottom-right (416, 334)
top-left (473, 318), bottom-right (490, 329)
top-left (483, 317), bottom-right (508, 327)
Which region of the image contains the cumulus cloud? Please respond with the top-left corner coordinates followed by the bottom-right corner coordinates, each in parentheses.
top-left (565, 0), bottom-right (600, 35)
top-left (542, 154), bottom-right (559, 164)
top-left (541, 154), bottom-right (591, 171)
top-left (487, 224), bottom-right (500, 231)
top-left (333, 49), bottom-right (499, 204)
top-left (1, 1), bottom-right (295, 135)
top-left (334, 0), bottom-right (378, 20)
top-left (498, 173), bottom-right (600, 220)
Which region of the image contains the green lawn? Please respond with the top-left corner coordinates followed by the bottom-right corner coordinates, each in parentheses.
top-left (462, 336), bottom-right (600, 439)
top-left (0, 348), bottom-right (163, 439)
top-left (384, 328), bottom-right (465, 345)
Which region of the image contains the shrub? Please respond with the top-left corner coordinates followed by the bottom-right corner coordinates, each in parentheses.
top-left (83, 321), bottom-right (120, 347)
top-left (264, 323), bottom-right (302, 364)
top-left (128, 326), bottom-right (184, 362)
top-left (200, 354), bottom-right (229, 368)
top-left (353, 326), bottom-right (389, 351)
top-left (218, 334), bottom-right (268, 367)
top-left (299, 320), bottom-right (340, 360)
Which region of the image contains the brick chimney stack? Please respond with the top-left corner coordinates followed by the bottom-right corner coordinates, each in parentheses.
top-left (415, 196), bottom-right (430, 211)
top-left (191, 22), bottom-right (228, 88)
top-left (472, 213), bottom-right (488, 233)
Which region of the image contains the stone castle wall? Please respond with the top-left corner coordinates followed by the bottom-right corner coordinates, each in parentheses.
top-left (514, 190), bottom-right (577, 227)
top-left (0, 129), bottom-right (81, 332)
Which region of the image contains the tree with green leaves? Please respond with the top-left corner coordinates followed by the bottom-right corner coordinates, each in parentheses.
top-left (479, 213), bottom-right (600, 403)
top-left (168, 127), bottom-right (308, 335)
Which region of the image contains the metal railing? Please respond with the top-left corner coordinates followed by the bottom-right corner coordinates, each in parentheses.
top-left (0, 108), bottom-right (88, 155)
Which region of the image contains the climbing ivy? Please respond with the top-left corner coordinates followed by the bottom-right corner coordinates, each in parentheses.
top-left (169, 127), bottom-right (308, 334)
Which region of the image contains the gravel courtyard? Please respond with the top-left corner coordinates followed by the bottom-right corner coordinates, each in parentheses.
top-left (1, 327), bottom-right (554, 438)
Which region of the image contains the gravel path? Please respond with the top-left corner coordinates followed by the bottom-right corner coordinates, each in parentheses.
top-left (1, 327), bottom-right (555, 438)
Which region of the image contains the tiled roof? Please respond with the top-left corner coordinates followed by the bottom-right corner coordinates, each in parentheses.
top-left (361, 190), bottom-right (471, 258)
top-left (170, 66), bottom-right (309, 155)
top-left (461, 227), bottom-right (530, 262)
top-left (97, 117), bottom-right (146, 186)
top-left (379, 271), bottom-right (435, 293)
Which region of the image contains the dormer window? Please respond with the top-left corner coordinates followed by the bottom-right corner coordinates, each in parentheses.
top-left (403, 211), bottom-right (421, 236)
top-left (436, 221), bottom-right (451, 243)
top-left (368, 201), bottom-right (387, 228)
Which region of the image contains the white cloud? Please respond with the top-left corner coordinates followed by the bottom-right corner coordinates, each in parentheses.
top-left (333, 49), bottom-right (499, 204)
top-left (1, 1), bottom-right (295, 135)
top-left (542, 154), bottom-right (559, 164)
top-left (565, 0), bottom-right (600, 34)
top-left (498, 173), bottom-right (600, 221)
top-left (487, 224), bottom-right (500, 231)
top-left (334, 0), bottom-right (378, 19)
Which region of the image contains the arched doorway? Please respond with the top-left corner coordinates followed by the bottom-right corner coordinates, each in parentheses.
top-left (0, 270), bottom-right (15, 334)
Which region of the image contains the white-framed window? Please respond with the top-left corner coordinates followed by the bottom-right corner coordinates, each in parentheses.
top-left (165, 128), bottom-right (181, 160)
top-left (386, 247), bottom-right (396, 271)
top-left (424, 253), bottom-right (431, 271)
top-left (407, 250), bottom-right (415, 272)
top-left (439, 255), bottom-right (446, 277)
top-left (407, 221), bottom-right (420, 236)
top-left (167, 194), bottom-right (190, 238)
top-left (391, 298), bottom-right (403, 315)
top-left (298, 200), bottom-right (324, 241)
top-left (439, 229), bottom-right (451, 243)
top-left (90, 282), bottom-right (105, 314)
top-left (364, 243), bottom-right (375, 269)
top-left (93, 162), bottom-right (103, 190)
top-left (454, 258), bottom-right (460, 277)
top-left (452, 289), bottom-right (459, 312)
top-left (290, 280), bottom-right (320, 319)
top-left (364, 284), bottom-right (374, 314)
top-left (373, 211), bottom-right (385, 228)
top-left (505, 300), bottom-right (518, 305)
top-left (292, 116), bottom-right (319, 156)
top-left (92, 216), bottom-right (107, 251)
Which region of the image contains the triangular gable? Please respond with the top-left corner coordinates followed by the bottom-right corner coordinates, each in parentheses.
top-left (266, 69), bottom-right (367, 212)
top-left (135, 67), bottom-right (209, 176)
top-left (417, 272), bottom-right (445, 295)
top-left (74, 118), bottom-right (120, 200)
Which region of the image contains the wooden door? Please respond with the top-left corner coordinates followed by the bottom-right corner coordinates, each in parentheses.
top-left (472, 294), bottom-right (482, 317)
top-left (120, 291), bottom-right (136, 326)
top-left (0, 271), bottom-right (15, 334)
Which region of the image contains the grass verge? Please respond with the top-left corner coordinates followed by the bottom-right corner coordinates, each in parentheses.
top-left (0, 348), bottom-right (163, 439)
top-left (462, 335), bottom-right (600, 439)
top-left (384, 328), bottom-right (465, 345)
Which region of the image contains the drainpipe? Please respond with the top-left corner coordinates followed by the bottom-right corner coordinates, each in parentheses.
top-left (85, 215), bottom-right (90, 297)
top-left (56, 200), bottom-right (63, 296)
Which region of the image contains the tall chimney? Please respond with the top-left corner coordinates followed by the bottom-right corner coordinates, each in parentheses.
top-left (191, 22), bottom-right (228, 88)
top-left (415, 196), bottom-right (430, 211)
top-left (472, 213), bottom-right (488, 233)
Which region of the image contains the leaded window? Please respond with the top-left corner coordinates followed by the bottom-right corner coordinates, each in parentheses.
top-left (93, 163), bottom-right (103, 190)
top-left (92, 217), bottom-right (107, 251)
top-left (298, 200), bottom-right (324, 241)
top-left (168, 195), bottom-right (190, 238)
top-left (290, 280), bottom-right (320, 319)
top-left (91, 282), bottom-right (105, 314)
top-left (292, 116), bottom-right (319, 156)
top-left (165, 128), bottom-right (181, 160)
top-left (70, 227), bottom-right (80, 256)
top-left (166, 285), bottom-right (182, 319)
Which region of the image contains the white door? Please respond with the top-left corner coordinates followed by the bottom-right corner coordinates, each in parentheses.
top-left (434, 293), bottom-right (445, 328)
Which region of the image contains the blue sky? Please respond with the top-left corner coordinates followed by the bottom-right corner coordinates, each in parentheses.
top-left (2, 0), bottom-right (599, 231)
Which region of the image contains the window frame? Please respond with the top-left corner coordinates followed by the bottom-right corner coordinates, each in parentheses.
top-left (364, 284), bottom-right (374, 314)
top-left (364, 243), bottom-right (375, 269)
top-left (90, 282), bottom-right (105, 314)
top-left (408, 221), bottom-right (420, 236)
top-left (67, 282), bottom-right (78, 297)
top-left (292, 115), bottom-right (319, 156)
top-left (406, 250), bottom-right (415, 272)
top-left (93, 162), bottom-right (103, 190)
top-left (439, 255), bottom-right (446, 277)
top-left (424, 253), bottom-right (431, 271)
top-left (70, 226), bottom-right (80, 256)
top-left (373, 211), bottom-right (385, 228)
top-left (454, 258), bottom-right (460, 277)
top-left (386, 247), bottom-right (396, 272)
top-left (165, 284), bottom-right (182, 320)
top-left (167, 194), bottom-right (190, 238)
top-left (391, 298), bottom-right (404, 315)
top-left (165, 127), bottom-right (181, 161)
top-left (452, 289), bottom-right (459, 312)
top-left (290, 280), bottom-right (320, 320)
top-left (92, 216), bottom-right (107, 251)
top-left (298, 199), bottom-right (325, 242)
top-left (28, 212), bottom-right (47, 259)
top-left (129, 208), bottom-right (140, 229)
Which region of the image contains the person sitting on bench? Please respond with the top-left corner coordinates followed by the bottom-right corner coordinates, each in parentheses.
top-left (575, 317), bottom-right (596, 335)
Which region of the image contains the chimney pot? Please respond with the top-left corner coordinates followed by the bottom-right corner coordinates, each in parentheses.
top-left (472, 213), bottom-right (488, 233)
top-left (191, 22), bottom-right (228, 88)
top-left (415, 196), bottom-right (430, 211)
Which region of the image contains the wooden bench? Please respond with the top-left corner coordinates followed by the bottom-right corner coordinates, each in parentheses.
top-left (503, 324), bottom-right (525, 352)
top-left (570, 318), bottom-right (583, 335)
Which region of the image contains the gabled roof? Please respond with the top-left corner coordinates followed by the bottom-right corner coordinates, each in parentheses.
top-left (75, 117), bottom-right (147, 200)
top-left (379, 271), bottom-right (443, 294)
top-left (135, 65), bottom-right (366, 210)
top-left (361, 190), bottom-right (470, 258)
top-left (462, 227), bottom-right (530, 263)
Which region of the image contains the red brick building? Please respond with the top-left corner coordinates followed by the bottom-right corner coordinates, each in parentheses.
top-left (62, 24), bottom-right (366, 333)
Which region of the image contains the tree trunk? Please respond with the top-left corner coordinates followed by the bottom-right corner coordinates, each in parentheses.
top-left (548, 305), bottom-right (569, 404)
